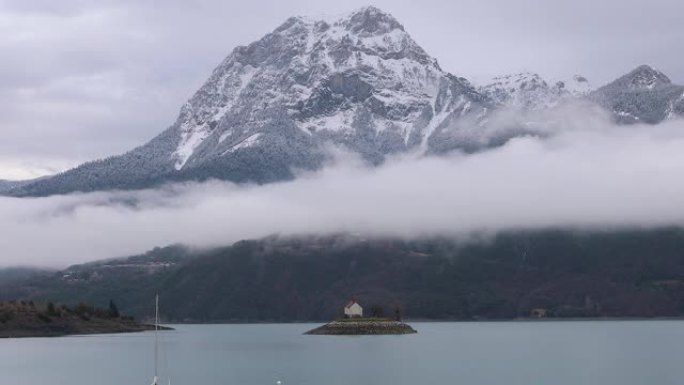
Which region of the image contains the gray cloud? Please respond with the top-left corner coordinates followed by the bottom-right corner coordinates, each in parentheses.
top-left (1, 0), bottom-right (683, 178)
top-left (2, 107), bottom-right (684, 267)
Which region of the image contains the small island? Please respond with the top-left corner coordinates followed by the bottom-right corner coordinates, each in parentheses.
top-left (305, 300), bottom-right (417, 335)
top-left (0, 300), bottom-right (166, 338)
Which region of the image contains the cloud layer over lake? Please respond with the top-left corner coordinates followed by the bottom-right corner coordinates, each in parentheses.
top-left (3, 111), bottom-right (684, 267)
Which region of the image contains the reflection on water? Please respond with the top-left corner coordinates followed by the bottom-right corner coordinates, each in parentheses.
top-left (1, 321), bottom-right (684, 385)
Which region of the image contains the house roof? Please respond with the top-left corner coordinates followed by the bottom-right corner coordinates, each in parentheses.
top-left (345, 300), bottom-right (360, 309)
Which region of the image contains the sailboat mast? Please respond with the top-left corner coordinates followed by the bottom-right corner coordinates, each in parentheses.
top-left (155, 294), bottom-right (159, 382)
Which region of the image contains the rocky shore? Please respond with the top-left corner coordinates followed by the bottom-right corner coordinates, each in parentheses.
top-left (305, 319), bottom-right (417, 335)
top-left (0, 300), bottom-right (167, 338)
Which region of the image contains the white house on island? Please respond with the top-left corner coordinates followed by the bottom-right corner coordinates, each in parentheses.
top-left (344, 300), bottom-right (363, 318)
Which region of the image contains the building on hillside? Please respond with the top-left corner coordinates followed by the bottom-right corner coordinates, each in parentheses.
top-left (344, 300), bottom-right (363, 318)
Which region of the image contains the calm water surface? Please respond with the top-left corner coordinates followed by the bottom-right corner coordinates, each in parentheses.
top-left (1, 321), bottom-right (683, 384)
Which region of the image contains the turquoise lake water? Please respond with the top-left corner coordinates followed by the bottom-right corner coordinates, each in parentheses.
top-left (1, 321), bottom-right (684, 384)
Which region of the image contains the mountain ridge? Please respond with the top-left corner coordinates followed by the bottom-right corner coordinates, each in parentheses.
top-left (590, 64), bottom-right (684, 124)
top-left (479, 72), bottom-right (592, 110)
top-left (4, 6), bottom-right (683, 197)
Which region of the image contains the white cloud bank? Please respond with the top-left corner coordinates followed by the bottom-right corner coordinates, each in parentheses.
top-left (2, 114), bottom-right (684, 267)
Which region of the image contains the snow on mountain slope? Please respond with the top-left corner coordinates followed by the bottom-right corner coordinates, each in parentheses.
top-left (481, 65), bottom-right (684, 125)
top-left (479, 72), bottom-right (592, 110)
top-left (623, 65), bottom-right (671, 90)
top-left (554, 75), bottom-right (592, 97)
top-left (590, 65), bottom-right (684, 124)
top-left (9, 6), bottom-right (495, 196)
top-left (666, 92), bottom-right (684, 120)
top-left (6, 10), bottom-right (682, 197)
top-left (480, 72), bottom-right (557, 109)
top-left (169, 6), bottom-right (489, 169)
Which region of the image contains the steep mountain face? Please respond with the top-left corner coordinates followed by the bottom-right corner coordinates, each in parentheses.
top-left (9, 7), bottom-right (491, 197)
top-left (590, 65), bottom-right (684, 124)
top-left (479, 72), bottom-right (592, 110)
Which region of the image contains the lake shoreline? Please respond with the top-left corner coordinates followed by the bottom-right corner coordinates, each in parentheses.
top-left (0, 323), bottom-right (168, 339)
top-left (304, 319), bottom-right (418, 335)
top-left (156, 316), bottom-right (684, 325)
top-left (0, 300), bottom-right (172, 338)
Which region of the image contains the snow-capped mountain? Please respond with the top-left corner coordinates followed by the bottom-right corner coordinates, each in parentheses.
top-left (171, 6), bottom-right (492, 167)
top-left (479, 72), bottom-right (592, 110)
top-left (10, 6), bottom-right (495, 196)
top-left (589, 65), bottom-right (684, 124)
top-left (4, 8), bottom-right (684, 197)
top-left (479, 65), bottom-right (684, 125)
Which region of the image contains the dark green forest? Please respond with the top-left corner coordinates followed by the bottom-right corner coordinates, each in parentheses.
top-left (4, 228), bottom-right (684, 322)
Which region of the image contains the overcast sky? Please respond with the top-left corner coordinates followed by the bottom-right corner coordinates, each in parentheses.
top-left (1, 0), bottom-right (683, 179)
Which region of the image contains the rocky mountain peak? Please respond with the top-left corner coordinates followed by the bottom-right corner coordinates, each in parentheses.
top-left (488, 72), bottom-right (547, 88)
top-left (481, 72), bottom-right (555, 109)
top-left (623, 65), bottom-right (671, 90)
top-left (342, 6), bottom-right (405, 35)
top-left (10, 9), bottom-right (682, 198)
top-left (166, 5), bottom-right (463, 170)
top-left (480, 71), bottom-right (594, 110)
top-left (590, 65), bottom-right (683, 124)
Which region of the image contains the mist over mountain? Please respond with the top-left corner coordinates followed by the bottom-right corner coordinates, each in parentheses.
top-left (2, 114), bottom-right (684, 267)
top-left (4, 6), bottom-right (683, 198)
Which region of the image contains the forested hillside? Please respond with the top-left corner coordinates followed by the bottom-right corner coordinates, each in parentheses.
top-left (4, 229), bottom-right (684, 322)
